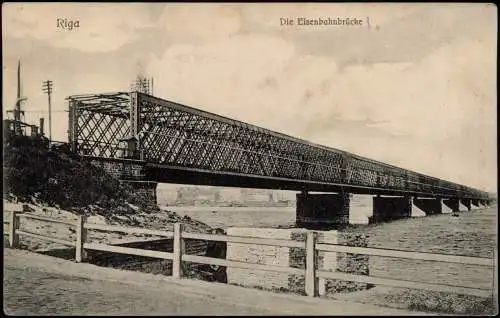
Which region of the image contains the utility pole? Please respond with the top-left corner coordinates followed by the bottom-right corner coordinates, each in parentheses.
top-left (42, 80), bottom-right (53, 143)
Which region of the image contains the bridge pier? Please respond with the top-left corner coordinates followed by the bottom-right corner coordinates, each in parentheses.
top-left (86, 157), bottom-right (158, 208)
top-left (440, 199), bottom-right (454, 214)
top-left (412, 197), bottom-right (442, 216)
top-left (297, 193), bottom-right (457, 227)
top-left (348, 195), bottom-right (373, 225)
top-left (471, 199), bottom-right (481, 210)
top-left (442, 198), bottom-right (470, 212)
top-left (296, 192), bottom-right (350, 229)
top-left (460, 198), bottom-right (472, 212)
top-left (442, 198), bottom-right (458, 212)
top-left (371, 196), bottom-right (412, 223)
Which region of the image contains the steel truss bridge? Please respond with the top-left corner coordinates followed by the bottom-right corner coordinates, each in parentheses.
top-left (67, 92), bottom-right (489, 200)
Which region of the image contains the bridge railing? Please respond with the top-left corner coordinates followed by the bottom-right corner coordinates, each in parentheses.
top-left (5, 209), bottom-right (496, 300)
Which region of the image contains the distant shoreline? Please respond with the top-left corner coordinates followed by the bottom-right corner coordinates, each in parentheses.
top-left (158, 202), bottom-right (295, 209)
top-left (159, 205), bottom-right (296, 212)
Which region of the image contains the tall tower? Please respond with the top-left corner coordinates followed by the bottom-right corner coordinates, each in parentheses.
top-left (130, 74), bottom-right (154, 95)
top-left (7, 60), bottom-right (27, 135)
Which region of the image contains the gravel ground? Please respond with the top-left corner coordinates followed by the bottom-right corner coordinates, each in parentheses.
top-left (3, 248), bottom-right (429, 316)
top-left (4, 266), bottom-right (275, 316)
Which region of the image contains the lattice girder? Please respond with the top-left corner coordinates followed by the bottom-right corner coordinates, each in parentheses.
top-left (67, 91), bottom-right (489, 200)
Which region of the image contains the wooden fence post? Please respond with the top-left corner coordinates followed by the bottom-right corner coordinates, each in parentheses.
top-left (305, 230), bottom-right (317, 297)
top-left (173, 223), bottom-right (183, 279)
top-left (8, 211), bottom-right (19, 248)
top-left (75, 215), bottom-right (87, 263)
top-left (494, 248), bottom-right (498, 312)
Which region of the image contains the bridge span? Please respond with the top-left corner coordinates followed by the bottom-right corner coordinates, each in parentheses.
top-left (67, 91), bottom-right (493, 228)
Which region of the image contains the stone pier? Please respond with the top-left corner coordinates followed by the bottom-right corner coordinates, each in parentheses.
top-left (297, 193), bottom-right (451, 226)
top-left (471, 199), bottom-right (481, 210)
top-left (296, 192), bottom-right (350, 229)
top-left (371, 196), bottom-right (412, 223)
top-left (349, 195), bottom-right (373, 225)
top-left (441, 200), bottom-right (454, 214)
top-left (87, 157), bottom-right (158, 206)
top-left (460, 198), bottom-right (472, 211)
top-left (412, 197), bottom-right (442, 216)
top-left (442, 198), bottom-right (470, 212)
top-left (442, 198), bottom-right (458, 212)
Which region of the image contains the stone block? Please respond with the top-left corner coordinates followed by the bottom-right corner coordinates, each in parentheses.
top-left (226, 227), bottom-right (369, 296)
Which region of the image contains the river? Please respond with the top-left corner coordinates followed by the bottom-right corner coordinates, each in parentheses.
top-left (161, 203), bottom-right (497, 292)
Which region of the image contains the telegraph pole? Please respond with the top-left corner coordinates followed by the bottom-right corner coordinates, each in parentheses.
top-left (42, 80), bottom-right (53, 143)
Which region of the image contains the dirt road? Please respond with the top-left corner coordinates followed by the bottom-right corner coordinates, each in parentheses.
top-left (3, 248), bottom-right (430, 316)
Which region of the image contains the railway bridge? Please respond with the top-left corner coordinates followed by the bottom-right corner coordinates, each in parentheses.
top-left (67, 91), bottom-right (492, 228)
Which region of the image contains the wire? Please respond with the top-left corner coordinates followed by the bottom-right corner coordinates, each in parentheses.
top-left (23, 110), bottom-right (67, 113)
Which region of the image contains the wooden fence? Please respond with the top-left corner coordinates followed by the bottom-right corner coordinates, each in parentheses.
top-left (3, 209), bottom-right (497, 299)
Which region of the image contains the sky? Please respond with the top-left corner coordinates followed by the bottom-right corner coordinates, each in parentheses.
top-left (2, 3), bottom-right (497, 192)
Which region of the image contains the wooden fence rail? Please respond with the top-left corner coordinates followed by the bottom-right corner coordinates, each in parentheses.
top-left (4, 209), bottom-right (497, 299)
top-left (316, 243), bottom-right (494, 267)
top-left (83, 242), bottom-right (175, 260)
top-left (181, 231), bottom-right (304, 248)
top-left (18, 213), bottom-right (76, 227)
top-left (16, 230), bottom-right (75, 247)
top-left (316, 270), bottom-right (490, 298)
top-left (84, 223), bottom-right (174, 238)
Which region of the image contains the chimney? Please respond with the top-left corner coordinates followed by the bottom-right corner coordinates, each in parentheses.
top-left (39, 118), bottom-right (44, 135)
top-left (31, 125), bottom-right (39, 137)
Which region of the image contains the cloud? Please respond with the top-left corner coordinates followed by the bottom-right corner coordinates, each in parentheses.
top-left (2, 3), bottom-right (154, 53)
top-left (156, 5), bottom-right (242, 43)
top-left (242, 3), bottom-right (496, 71)
top-left (303, 33), bottom-right (496, 188)
top-left (144, 9), bottom-right (496, 190)
top-left (2, 3), bottom-right (496, 191)
top-left (147, 34), bottom-right (295, 128)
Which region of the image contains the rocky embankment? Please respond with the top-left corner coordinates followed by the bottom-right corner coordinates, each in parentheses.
top-left (3, 135), bottom-right (213, 252)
